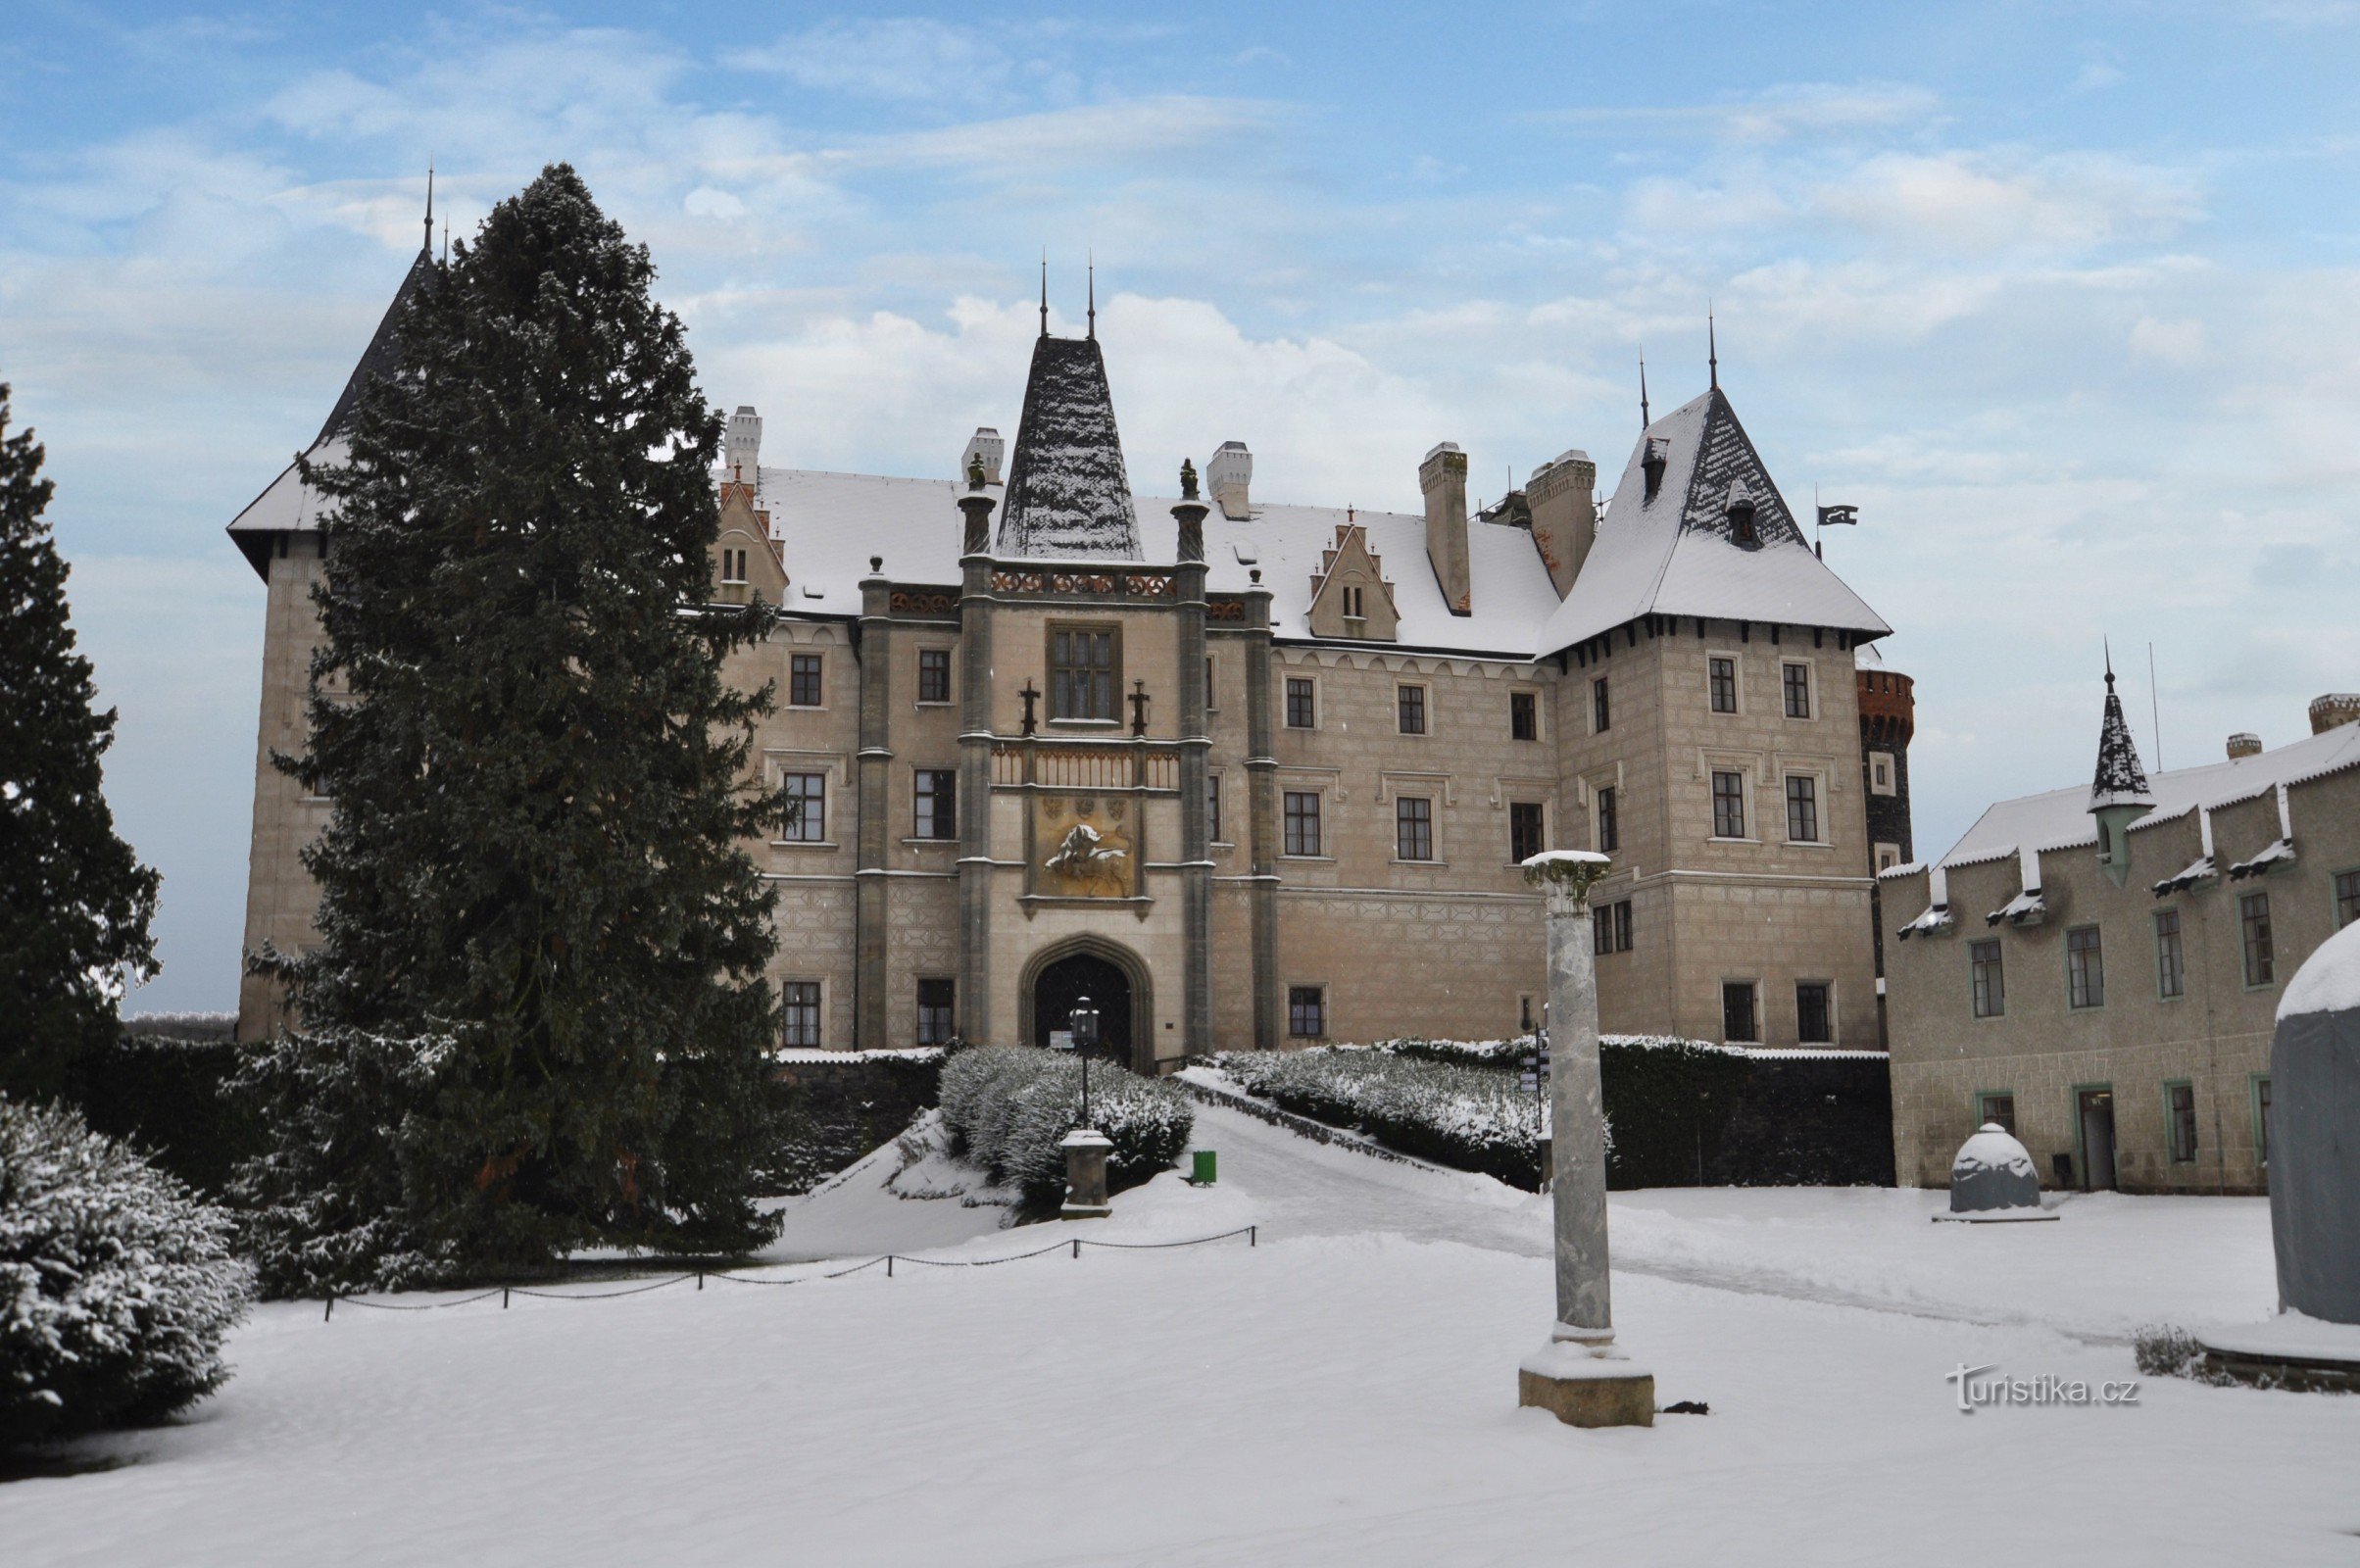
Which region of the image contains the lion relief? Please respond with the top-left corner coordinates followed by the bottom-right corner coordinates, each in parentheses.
top-left (1042, 822), bottom-right (1131, 897)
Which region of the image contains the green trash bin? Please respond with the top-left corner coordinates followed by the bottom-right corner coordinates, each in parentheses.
top-left (1191, 1149), bottom-right (1217, 1185)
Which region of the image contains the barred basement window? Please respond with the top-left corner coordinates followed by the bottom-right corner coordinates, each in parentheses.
top-left (1512, 690), bottom-right (1540, 741)
top-left (914, 769), bottom-right (957, 841)
top-left (2166, 1082), bottom-right (2198, 1163)
top-left (1795, 981), bottom-right (1833, 1045)
top-left (1970, 940), bottom-right (2004, 1018)
top-left (1288, 986), bottom-right (1326, 1039)
top-left (1711, 770), bottom-right (1746, 839)
top-left (2241, 892), bottom-right (2275, 986)
top-left (2154, 908), bottom-right (2186, 999)
top-left (1709, 656), bottom-right (1738, 713)
top-left (1283, 791), bottom-right (1322, 857)
top-left (782, 982), bottom-right (820, 1048)
top-left (1051, 627), bottom-right (1118, 720)
top-left (1785, 776), bottom-right (1820, 843)
top-left (1396, 797), bottom-right (1434, 860)
top-left (1782, 662), bottom-right (1811, 719)
top-left (2067, 925), bottom-right (2105, 1009)
top-left (915, 979), bottom-right (955, 1046)
top-left (1510, 801), bottom-right (1545, 863)
top-left (780, 772), bottom-right (826, 842)
top-left (789, 653), bottom-right (823, 708)
top-left (917, 648), bottom-right (952, 704)
top-left (1286, 677), bottom-right (1316, 729)
top-left (1398, 684), bottom-right (1427, 735)
top-left (1596, 786), bottom-right (1619, 854)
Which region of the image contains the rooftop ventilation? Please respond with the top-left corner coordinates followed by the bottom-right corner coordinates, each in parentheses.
top-left (2227, 732), bottom-right (2264, 760)
top-left (2310, 693), bottom-right (2360, 735)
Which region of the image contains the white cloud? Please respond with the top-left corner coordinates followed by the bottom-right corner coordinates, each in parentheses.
top-left (738, 19), bottom-right (1012, 103)
top-left (2129, 314), bottom-right (2208, 363)
top-left (1542, 80), bottom-right (1942, 143)
top-left (1815, 151), bottom-right (2203, 253)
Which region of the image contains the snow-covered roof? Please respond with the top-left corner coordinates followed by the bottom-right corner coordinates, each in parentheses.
top-left (2089, 669), bottom-right (2156, 811)
top-left (995, 335), bottom-right (1141, 560)
top-left (1935, 718), bottom-right (2360, 871)
top-left (1537, 388), bottom-right (1890, 652)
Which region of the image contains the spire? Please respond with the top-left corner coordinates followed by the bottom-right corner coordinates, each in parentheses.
top-left (1087, 252), bottom-right (1096, 340)
top-left (1708, 304), bottom-right (1718, 390)
top-left (2090, 646), bottom-right (2157, 812)
top-left (995, 333), bottom-right (1141, 560)
top-left (422, 161), bottom-right (435, 257)
top-left (1039, 251), bottom-right (1049, 339)
top-left (1639, 351), bottom-right (1650, 427)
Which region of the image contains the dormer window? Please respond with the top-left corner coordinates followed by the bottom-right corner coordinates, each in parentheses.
top-left (1642, 438), bottom-right (1669, 500)
top-left (721, 547), bottom-right (749, 584)
top-left (1726, 480), bottom-right (1758, 545)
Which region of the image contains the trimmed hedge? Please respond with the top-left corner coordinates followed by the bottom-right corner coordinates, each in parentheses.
top-left (939, 1047), bottom-right (1193, 1209)
top-left (764, 1051), bottom-right (945, 1195)
top-left (64, 1034), bottom-right (264, 1197)
top-left (1214, 1048), bottom-right (1546, 1189)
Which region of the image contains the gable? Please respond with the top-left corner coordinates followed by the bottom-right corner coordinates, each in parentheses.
top-left (1304, 523), bottom-right (1401, 641)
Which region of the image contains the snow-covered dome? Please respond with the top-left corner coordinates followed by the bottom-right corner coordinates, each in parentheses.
top-left (2272, 919), bottom-right (2360, 1324)
top-left (2280, 918), bottom-right (2360, 1023)
top-left (1949, 1122), bottom-right (2040, 1212)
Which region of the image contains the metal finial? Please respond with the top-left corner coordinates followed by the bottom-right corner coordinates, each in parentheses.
top-left (1039, 251), bottom-right (1048, 338)
top-left (1087, 252), bottom-right (1096, 340)
top-left (423, 160), bottom-right (435, 255)
top-left (1639, 351), bottom-right (1650, 428)
top-left (2104, 637), bottom-right (2116, 690)
top-left (1708, 304), bottom-right (1718, 390)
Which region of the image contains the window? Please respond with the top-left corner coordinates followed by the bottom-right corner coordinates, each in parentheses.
top-left (914, 769), bottom-right (957, 841)
top-left (1343, 585), bottom-right (1365, 618)
top-left (1970, 940), bottom-right (2005, 1018)
top-left (2154, 908), bottom-right (2186, 999)
top-left (1510, 801), bottom-right (1546, 863)
top-left (1590, 678), bottom-right (1609, 734)
top-left (1785, 775), bottom-right (1820, 843)
top-left (1207, 775), bottom-right (1222, 844)
top-left (2067, 925), bottom-right (2105, 1009)
top-left (1051, 627), bottom-right (1117, 720)
top-left (915, 979), bottom-right (955, 1046)
top-left (2337, 869), bottom-right (2360, 929)
top-left (1979, 1092), bottom-right (2017, 1136)
top-left (782, 982), bottom-right (821, 1048)
top-left (789, 653), bottom-right (823, 708)
top-left (2166, 1082), bottom-right (2198, 1163)
top-left (1721, 981), bottom-right (1758, 1043)
top-left (2241, 892), bottom-right (2275, 986)
top-left (1875, 843), bottom-right (1903, 873)
top-left (1286, 677), bottom-right (1316, 729)
top-left (780, 772), bottom-right (826, 842)
top-left (1591, 901), bottom-right (1633, 956)
top-left (1869, 751), bottom-right (1896, 797)
top-left (1596, 787), bottom-right (1620, 854)
top-left (1396, 796), bottom-right (1434, 860)
top-left (1782, 662), bottom-right (1811, 718)
top-left (1513, 690), bottom-right (1540, 741)
top-left (917, 648), bottom-right (952, 704)
top-left (2254, 1076), bottom-right (2273, 1167)
top-left (1288, 986), bottom-right (1325, 1039)
top-left (1795, 982), bottom-right (1833, 1045)
top-left (1283, 791), bottom-right (1322, 857)
top-left (1709, 657), bottom-right (1738, 713)
top-left (721, 547), bottom-right (748, 584)
top-left (1614, 900), bottom-right (1633, 953)
top-left (1205, 655), bottom-right (1217, 710)
top-left (1711, 770), bottom-right (1746, 839)
top-left (1398, 684), bottom-right (1427, 735)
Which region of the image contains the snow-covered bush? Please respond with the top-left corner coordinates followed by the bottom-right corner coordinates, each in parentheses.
top-left (938, 1047), bottom-right (1193, 1208)
top-left (1, 1096), bottom-right (254, 1448)
top-left (1213, 1048), bottom-right (1549, 1189)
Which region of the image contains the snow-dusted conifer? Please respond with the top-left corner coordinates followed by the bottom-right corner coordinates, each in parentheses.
top-left (0, 387), bottom-right (161, 1102)
top-left (237, 166), bottom-right (790, 1295)
top-left (1, 1096), bottom-right (252, 1448)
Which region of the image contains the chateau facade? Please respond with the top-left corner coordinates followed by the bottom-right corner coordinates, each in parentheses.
top-left (1885, 684), bottom-right (2360, 1195)
top-left (230, 254), bottom-right (1900, 1070)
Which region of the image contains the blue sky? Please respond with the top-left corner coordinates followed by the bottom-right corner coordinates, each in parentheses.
top-left (7, 2), bottom-right (2359, 1011)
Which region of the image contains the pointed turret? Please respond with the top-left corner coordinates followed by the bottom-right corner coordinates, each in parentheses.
top-left (993, 331), bottom-right (1142, 560)
top-left (2089, 654), bottom-right (2157, 885)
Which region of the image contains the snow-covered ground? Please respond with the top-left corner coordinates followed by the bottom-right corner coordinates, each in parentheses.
top-left (6, 1101), bottom-right (2353, 1566)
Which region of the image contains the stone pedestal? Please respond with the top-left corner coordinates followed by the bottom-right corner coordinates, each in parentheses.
top-left (1059, 1129), bottom-right (1112, 1219)
top-left (1517, 851), bottom-right (1655, 1429)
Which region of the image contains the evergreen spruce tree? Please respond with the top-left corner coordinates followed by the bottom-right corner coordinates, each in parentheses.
top-left (0, 386), bottom-right (161, 1102)
top-left (235, 166), bottom-right (789, 1294)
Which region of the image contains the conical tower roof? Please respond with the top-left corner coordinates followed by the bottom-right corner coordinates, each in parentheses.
top-left (2090, 661), bottom-right (2156, 811)
top-left (993, 333), bottom-right (1140, 560)
top-left (314, 244), bottom-right (433, 447)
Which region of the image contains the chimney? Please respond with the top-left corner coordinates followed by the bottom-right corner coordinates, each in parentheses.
top-left (1419, 441), bottom-right (1471, 616)
top-left (724, 406), bottom-right (762, 486)
top-left (960, 427), bottom-right (1005, 485)
top-left (1525, 448), bottom-right (1598, 596)
top-left (2227, 732), bottom-right (2263, 760)
top-left (2309, 693), bottom-right (2360, 735)
top-left (1208, 440), bottom-right (1253, 520)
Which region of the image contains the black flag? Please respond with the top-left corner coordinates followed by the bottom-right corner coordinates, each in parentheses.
top-left (1817, 504), bottom-right (1859, 527)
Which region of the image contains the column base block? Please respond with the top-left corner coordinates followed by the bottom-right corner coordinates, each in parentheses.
top-left (1518, 1339), bottom-right (1655, 1428)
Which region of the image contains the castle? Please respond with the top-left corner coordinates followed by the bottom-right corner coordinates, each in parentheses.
top-left (229, 249), bottom-right (1907, 1070)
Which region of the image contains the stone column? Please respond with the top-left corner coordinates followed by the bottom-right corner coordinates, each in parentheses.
top-left (1242, 571), bottom-right (1281, 1052)
top-left (1173, 472), bottom-right (1213, 1061)
top-left (1059, 1130), bottom-right (1112, 1219)
top-left (1517, 850), bottom-right (1655, 1428)
top-left (955, 480), bottom-right (999, 1044)
top-left (854, 560), bottom-right (894, 1049)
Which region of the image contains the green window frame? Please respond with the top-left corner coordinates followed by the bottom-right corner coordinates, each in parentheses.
top-left (2066, 924), bottom-right (2105, 1009)
top-left (2153, 908), bottom-right (2186, 1000)
top-left (2335, 868), bottom-right (2360, 930)
top-left (2163, 1080), bottom-right (2198, 1164)
top-left (2240, 891), bottom-right (2275, 987)
top-left (1970, 939), bottom-right (2004, 1018)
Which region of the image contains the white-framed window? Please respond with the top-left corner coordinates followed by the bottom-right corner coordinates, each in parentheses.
top-left (779, 771), bottom-right (827, 843)
top-left (1395, 796), bottom-right (1435, 861)
top-left (1869, 750), bottom-right (1897, 797)
top-left (1283, 790), bottom-right (1324, 858)
top-left (1781, 661), bottom-right (1814, 719)
top-left (1711, 769), bottom-right (1748, 840)
top-left (1875, 841), bottom-right (1903, 873)
top-left (782, 981), bottom-right (822, 1048)
top-left (1784, 773), bottom-right (1822, 844)
top-left (1707, 654), bottom-right (1741, 714)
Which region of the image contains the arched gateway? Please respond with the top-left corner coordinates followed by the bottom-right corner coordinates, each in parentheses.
top-left (1021, 938), bottom-right (1151, 1073)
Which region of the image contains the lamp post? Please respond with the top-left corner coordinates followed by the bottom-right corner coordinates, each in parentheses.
top-left (1516, 849), bottom-right (1654, 1428)
top-left (1058, 995), bottom-right (1112, 1220)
